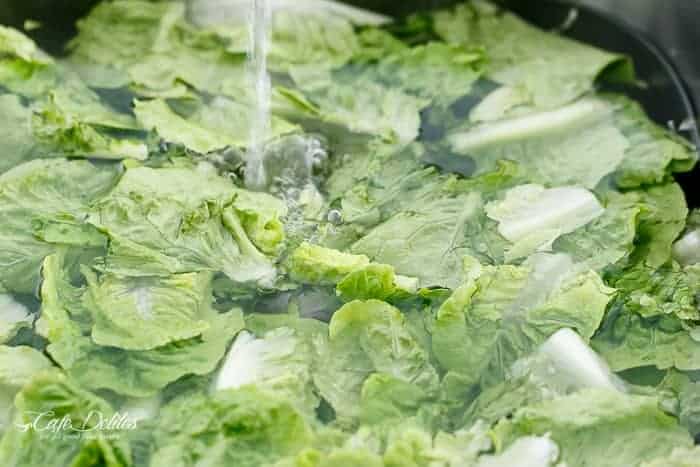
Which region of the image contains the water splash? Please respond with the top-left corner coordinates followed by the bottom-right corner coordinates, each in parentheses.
top-left (245, 0), bottom-right (272, 190)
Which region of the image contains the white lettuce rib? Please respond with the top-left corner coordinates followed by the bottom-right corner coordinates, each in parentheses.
top-left (486, 184), bottom-right (604, 243)
top-left (672, 229), bottom-right (700, 266)
top-left (450, 97), bottom-right (611, 152)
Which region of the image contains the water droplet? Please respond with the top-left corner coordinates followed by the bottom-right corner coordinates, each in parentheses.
top-left (327, 209), bottom-right (343, 225)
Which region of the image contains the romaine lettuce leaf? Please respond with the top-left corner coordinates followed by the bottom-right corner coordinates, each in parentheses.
top-left (0, 159), bottom-right (119, 294)
top-left (492, 388), bottom-right (693, 467)
top-left (88, 166), bottom-right (277, 286)
top-left (39, 252), bottom-right (245, 397)
top-left (0, 346), bottom-right (52, 433)
top-left (432, 255), bottom-right (613, 388)
top-left (279, 69), bottom-right (429, 144)
top-left (0, 370), bottom-right (131, 467)
top-left (288, 242), bottom-right (370, 285)
top-left (87, 271), bottom-right (216, 351)
top-left (0, 95), bottom-right (36, 173)
top-left (486, 184), bottom-right (604, 261)
top-left (313, 300), bottom-right (439, 424)
top-left (0, 295), bottom-right (34, 344)
top-left (433, 1), bottom-right (632, 110)
top-left (592, 306), bottom-right (700, 372)
top-left (369, 41), bottom-right (486, 104)
top-left (641, 446), bottom-right (700, 467)
top-left (151, 387), bottom-right (313, 467)
top-left (213, 327), bottom-right (319, 418)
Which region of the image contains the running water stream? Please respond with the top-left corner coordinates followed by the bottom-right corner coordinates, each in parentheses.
top-left (245, 0), bottom-right (272, 189)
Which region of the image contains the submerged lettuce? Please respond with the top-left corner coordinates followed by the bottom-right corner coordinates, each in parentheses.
top-left (0, 0), bottom-right (698, 465)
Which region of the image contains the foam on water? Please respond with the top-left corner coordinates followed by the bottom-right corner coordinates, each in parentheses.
top-left (245, 0), bottom-right (272, 190)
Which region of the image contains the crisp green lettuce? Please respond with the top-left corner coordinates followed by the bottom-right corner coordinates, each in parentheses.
top-left (433, 1), bottom-right (632, 110)
top-left (0, 346), bottom-right (52, 433)
top-left (0, 295), bottom-right (34, 344)
top-left (151, 387), bottom-right (313, 467)
top-left (38, 252), bottom-right (246, 397)
top-left (213, 328), bottom-right (319, 417)
top-left (493, 388), bottom-right (693, 467)
top-left (87, 271), bottom-right (216, 351)
top-left (0, 159), bottom-right (119, 294)
top-left (314, 300), bottom-right (439, 424)
top-left (88, 166), bottom-right (277, 286)
top-left (288, 242), bottom-right (370, 285)
top-left (432, 255), bottom-right (613, 388)
top-left (0, 370), bottom-right (131, 467)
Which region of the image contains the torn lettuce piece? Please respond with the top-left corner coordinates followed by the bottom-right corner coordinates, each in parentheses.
top-left (493, 388), bottom-right (693, 467)
top-left (0, 158), bottom-right (120, 294)
top-left (0, 95), bottom-right (36, 173)
top-left (134, 97), bottom-right (297, 154)
top-left (68, 1), bottom-right (185, 69)
top-left (359, 373), bottom-right (441, 428)
top-left (233, 188), bottom-right (288, 255)
top-left (314, 300), bottom-right (439, 424)
top-left (350, 193), bottom-right (505, 289)
top-left (619, 182), bottom-right (689, 268)
top-left (511, 328), bottom-right (626, 394)
top-left (477, 436), bottom-right (560, 467)
top-left (612, 96), bottom-right (698, 187)
top-left (88, 167), bottom-right (276, 286)
top-left (0, 294), bottom-right (34, 344)
top-left (448, 97), bottom-right (630, 188)
top-left (288, 242), bottom-right (370, 285)
top-left (134, 98), bottom-right (237, 154)
top-left (88, 271), bottom-right (216, 351)
top-left (48, 308), bottom-right (245, 398)
top-left (37, 252), bottom-right (247, 396)
top-left (151, 387), bottom-right (312, 467)
top-left (34, 89), bottom-right (147, 161)
top-left (337, 264), bottom-right (419, 302)
top-left (658, 371), bottom-right (700, 439)
top-left (486, 184), bottom-right (604, 260)
top-left (0, 346), bottom-right (52, 433)
top-left (641, 446), bottom-right (700, 467)
top-left (0, 25), bottom-right (58, 97)
top-left (381, 422), bottom-right (492, 467)
top-left (450, 93), bottom-right (696, 189)
top-left (592, 307), bottom-right (700, 372)
top-left (464, 328), bottom-right (626, 425)
top-left (35, 251), bottom-right (94, 340)
top-left (68, 1), bottom-right (249, 96)
top-left (190, 0), bottom-right (391, 28)
top-left (369, 41), bottom-right (486, 103)
top-left (268, 11), bottom-right (361, 72)
top-left (213, 328), bottom-right (319, 417)
top-left (607, 260), bottom-right (700, 322)
top-left (279, 68), bottom-right (429, 144)
top-left (433, 0), bottom-right (632, 110)
top-left (432, 256), bottom-right (613, 388)
top-left (0, 370), bottom-right (131, 467)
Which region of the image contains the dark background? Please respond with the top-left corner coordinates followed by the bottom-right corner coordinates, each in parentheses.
top-left (1, 0), bottom-right (699, 203)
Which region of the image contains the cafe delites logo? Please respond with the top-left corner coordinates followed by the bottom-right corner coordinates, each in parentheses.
top-left (15, 410), bottom-right (140, 440)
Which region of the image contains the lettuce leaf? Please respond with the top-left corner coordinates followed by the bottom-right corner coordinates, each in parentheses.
top-left (213, 327), bottom-right (319, 418)
top-left (433, 1), bottom-right (632, 110)
top-left (0, 346), bottom-right (52, 433)
top-left (313, 300), bottom-right (439, 424)
top-left (0, 159), bottom-right (119, 294)
top-left (493, 388), bottom-right (693, 467)
top-left (432, 255), bottom-right (613, 388)
top-left (151, 387), bottom-right (313, 467)
top-left (39, 252), bottom-right (246, 397)
top-left (0, 370), bottom-right (131, 467)
top-left (88, 166), bottom-right (277, 286)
